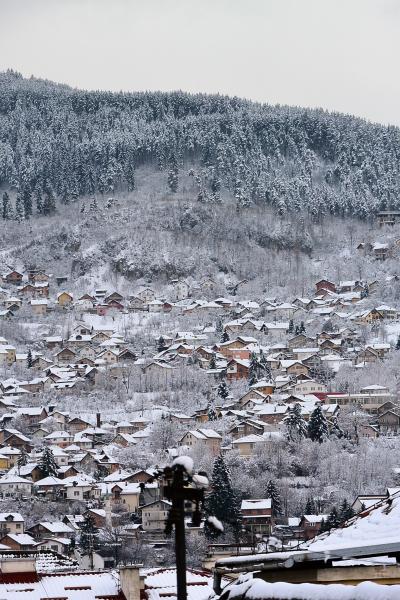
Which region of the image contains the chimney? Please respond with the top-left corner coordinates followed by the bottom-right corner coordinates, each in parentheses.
top-left (96, 413), bottom-right (101, 428)
top-left (119, 565), bottom-right (143, 600)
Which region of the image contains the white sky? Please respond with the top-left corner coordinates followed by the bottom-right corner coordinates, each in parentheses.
top-left (0, 0), bottom-right (399, 125)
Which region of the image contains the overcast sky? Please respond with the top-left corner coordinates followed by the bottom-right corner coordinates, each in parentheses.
top-left (0, 0), bottom-right (399, 125)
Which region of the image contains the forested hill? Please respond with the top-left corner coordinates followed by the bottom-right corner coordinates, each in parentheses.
top-left (0, 69), bottom-right (400, 220)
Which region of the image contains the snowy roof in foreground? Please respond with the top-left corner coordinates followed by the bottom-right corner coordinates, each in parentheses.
top-left (219, 575), bottom-right (400, 600)
top-left (2, 571), bottom-right (120, 598)
top-left (307, 490), bottom-right (400, 552)
top-left (144, 567), bottom-right (215, 600)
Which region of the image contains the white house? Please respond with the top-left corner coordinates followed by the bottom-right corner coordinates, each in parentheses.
top-left (0, 475), bottom-right (33, 498)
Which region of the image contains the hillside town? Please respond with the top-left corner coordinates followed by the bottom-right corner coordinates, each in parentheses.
top-left (0, 263), bottom-right (398, 584)
top-left (3, 0), bottom-right (400, 595)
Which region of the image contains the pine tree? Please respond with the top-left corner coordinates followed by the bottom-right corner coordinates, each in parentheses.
top-left (322, 319), bottom-right (334, 333)
top-left (17, 447), bottom-right (29, 472)
top-left (157, 336), bottom-right (167, 352)
top-left (288, 319), bottom-right (294, 334)
top-left (33, 184), bottom-right (43, 214)
top-left (396, 335), bottom-right (400, 350)
top-left (205, 455), bottom-right (242, 541)
top-left (361, 284), bottom-right (369, 298)
top-left (264, 360), bottom-right (272, 381)
top-left (265, 479), bottom-right (282, 517)
top-left (258, 349), bottom-right (268, 374)
top-left (15, 193), bottom-right (24, 222)
top-left (210, 168), bottom-right (221, 198)
top-left (87, 170), bottom-right (96, 196)
top-left (2, 192), bottom-right (10, 220)
top-left (94, 464), bottom-right (108, 481)
top-left (294, 324), bottom-right (300, 335)
top-left (168, 169), bottom-right (178, 193)
top-left (217, 380), bottom-right (229, 400)
top-left (308, 404), bottom-right (328, 443)
top-left (326, 506), bottom-right (340, 530)
top-left (319, 517), bottom-right (328, 533)
top-left (124, 164), bottom-right (136, 192)
top-left (277, 198), bottom-right (286, 217)
top-left (42, 183), bottom-right (56, 215)
top-left (221, 330), bottom-right (230, 343)
top-left (299, 321), bottom-right (306, 333)
top-left (248, 352), bottom-right (259, 386)
top-left (304, 497), bottom-right (316, 515)
top-left (167, 155), bottom-right (179, 193)
top-left (22, 186), bottom-right (32, 219)
top-left (284, 403), bottom-right (308, 441)
top-left (90, 196), bottom-right (98, 212)
top-left (207, 400), bottom-right (217, 421)
top-left (27, 349), bottom-right (33, 368)
top-left (339, 499), bottom-right (354, 523)
top-left (209, 353), bottom-right (217, 370)
top-left (330, 416), bottom-right (344, 438)
top-left (38, 446), bottom-right (58, 477)
top-left (80, 514), bottom-right (98, 552)
top-left (60, 181), bottom-right (70, 205)
top-left (216, 317), bottom-right (224, 337)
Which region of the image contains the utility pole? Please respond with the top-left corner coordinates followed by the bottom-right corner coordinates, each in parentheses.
top-left (165, 466), bottom-right (188, 600)
top-left (142, 462), bottom-right (207, 600)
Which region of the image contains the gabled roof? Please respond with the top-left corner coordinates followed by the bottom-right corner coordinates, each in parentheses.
top-left (0, 475), bottom-right (32, 485)
top-left (34, 476), bottom-right (64, 487)
top-left (2, 533), bottom-right (35, 546)
top-left (0, 512), bottom-right (24, 522)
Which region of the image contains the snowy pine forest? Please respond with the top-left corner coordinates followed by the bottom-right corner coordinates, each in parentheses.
top-left (1, 69), bottom-right (400, 221)
top-left (1, 73), bottom-right (400, 300)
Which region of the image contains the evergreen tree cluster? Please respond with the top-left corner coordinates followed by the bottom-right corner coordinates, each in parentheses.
top-left (248, 350), bottom-right (272, 386)
top-left (283, 403), bottom-right (308, 442)
top-left (284, 402), bottom-right (343, 443)
top-left (303, 498), bottom-right (354, 534)
top-left (320, 500), bottom-right (355, 533)
top-left (1, 69), bottom-right (400, 220)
